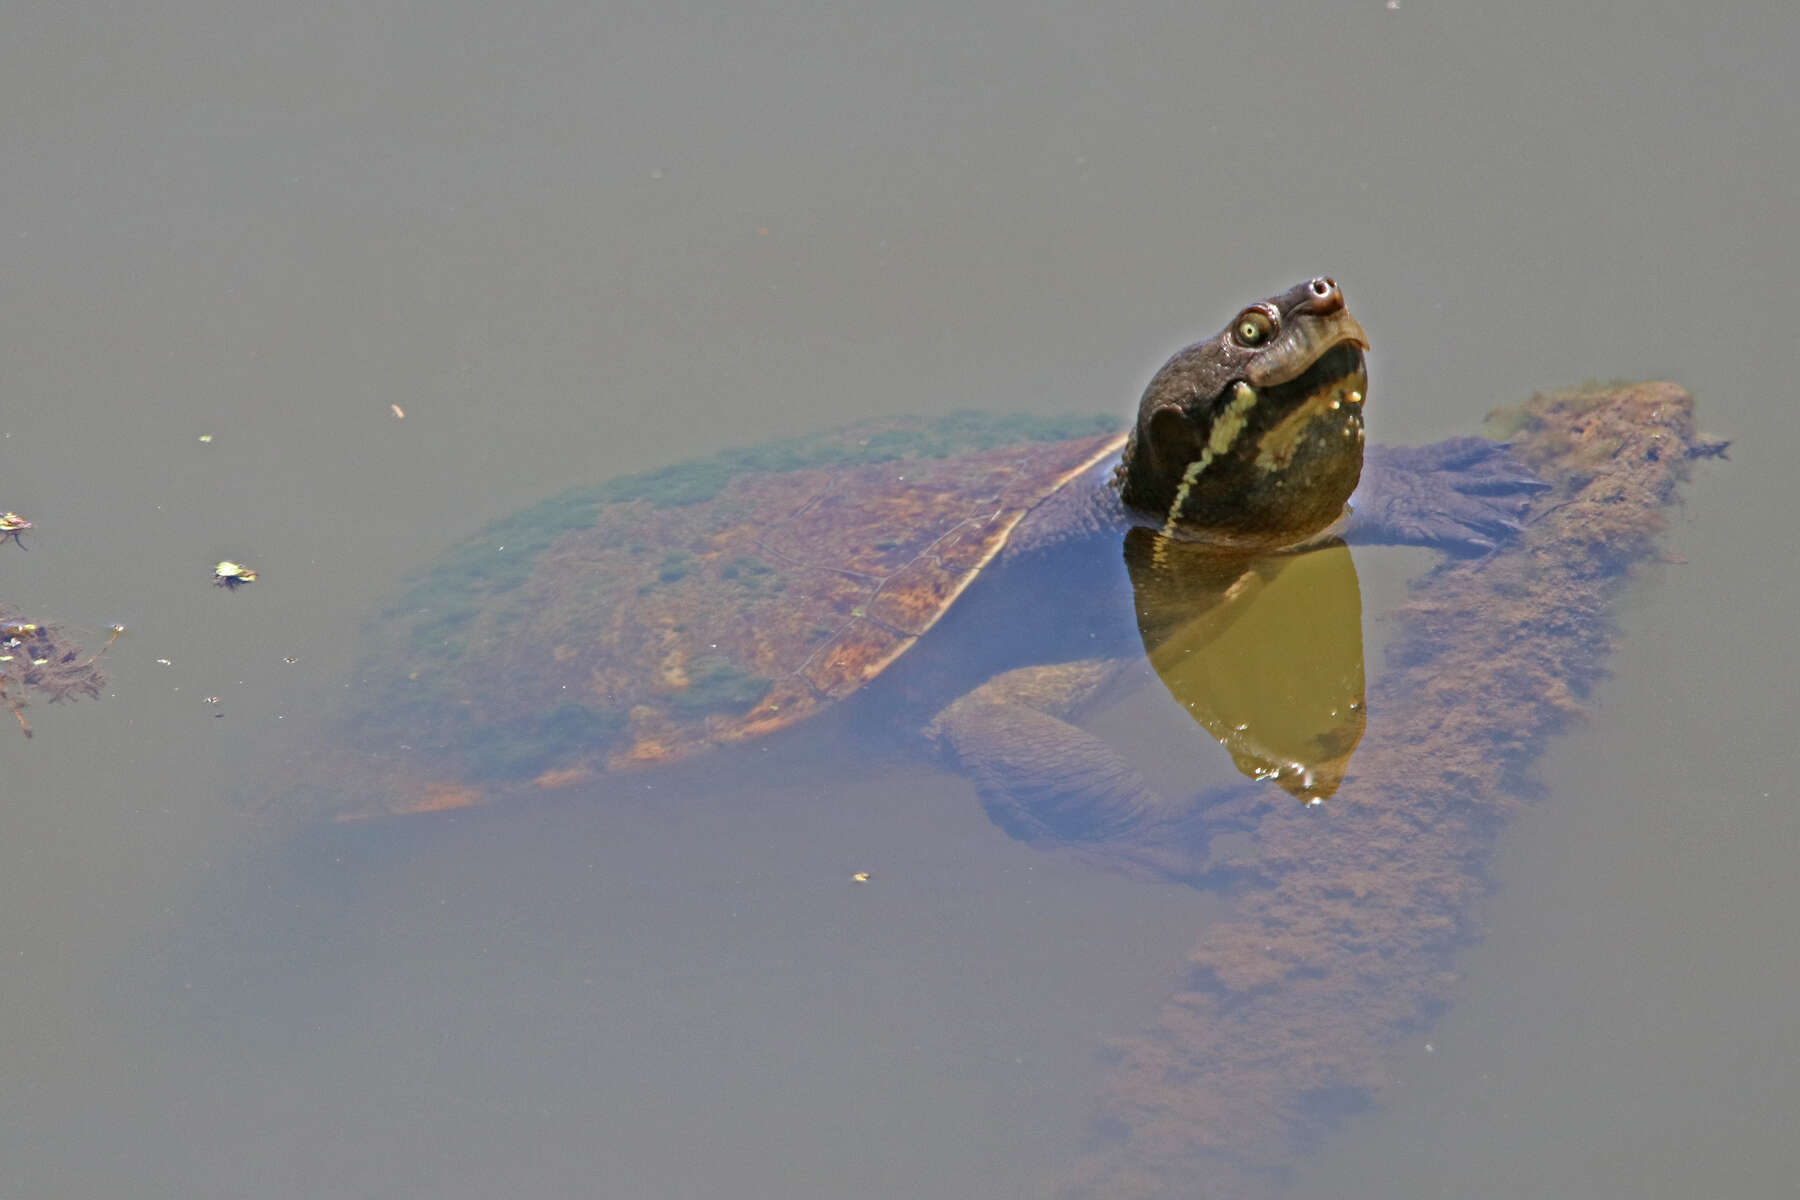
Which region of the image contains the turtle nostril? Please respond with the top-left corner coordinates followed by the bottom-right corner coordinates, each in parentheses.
top-left (1305, 277), bottom-right (1344, 313)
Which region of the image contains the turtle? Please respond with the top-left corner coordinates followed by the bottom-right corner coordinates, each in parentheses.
top-left (334, 278), bottom-right (1541, 842)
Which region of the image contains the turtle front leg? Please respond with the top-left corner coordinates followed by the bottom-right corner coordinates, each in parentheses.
top-left (923, 661), bottom-right (1206, 880)
top-left (1346, 437), bottom-right (1548, 551)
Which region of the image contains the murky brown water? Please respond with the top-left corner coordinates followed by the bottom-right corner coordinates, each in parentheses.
top-left (3, 3), bottom-right (1796, 1196)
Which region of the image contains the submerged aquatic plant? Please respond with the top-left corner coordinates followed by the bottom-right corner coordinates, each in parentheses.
top-left (0, 613), bottom-right (121, 736)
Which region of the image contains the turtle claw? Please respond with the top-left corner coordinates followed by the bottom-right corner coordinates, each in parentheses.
top-left (1350, 439), bottom-right (1546, 553)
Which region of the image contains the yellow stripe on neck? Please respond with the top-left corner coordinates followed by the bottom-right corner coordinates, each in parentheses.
top-left (1160, 382), bottom-right (1258, 539)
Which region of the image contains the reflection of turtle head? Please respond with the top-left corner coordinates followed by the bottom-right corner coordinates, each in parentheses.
top-left (1118, 277), bottom-right (1370, 549)
top-left (1124, 529), bottom-right (1367, 804)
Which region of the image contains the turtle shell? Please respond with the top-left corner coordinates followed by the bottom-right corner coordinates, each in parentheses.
top-left (354, 413), bottom-right (1124, 812)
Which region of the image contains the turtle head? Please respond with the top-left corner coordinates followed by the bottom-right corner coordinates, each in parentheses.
top-left (1118, 277), bottom-right (1370, 547)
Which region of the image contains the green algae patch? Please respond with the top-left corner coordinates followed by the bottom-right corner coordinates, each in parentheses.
top-left (577, 409), bottom-right (1118, 513)
top-left (389, 410), bottom-right (1118, 632)
top-left (665, 657), bottom-right (772, 719)
top-left (462, 702), bottom-right (628, 782)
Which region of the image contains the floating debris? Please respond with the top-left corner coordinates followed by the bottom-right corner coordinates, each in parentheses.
top-left (850, 872), bottom-right (872, 884)
top-left (197, 434), bottom-right (214, 443)
top-left (0, 512), bottom-right (32, 549)
top-left (213, 561), bottom-right (258, 589)
top-left (0, 610), bottom-right (120, 737)
top-left (390, 403), bottom-right (406, 420)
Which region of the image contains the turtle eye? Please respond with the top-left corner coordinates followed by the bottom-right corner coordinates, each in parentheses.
top-left (1233, 308), bottom-right (1275, 347)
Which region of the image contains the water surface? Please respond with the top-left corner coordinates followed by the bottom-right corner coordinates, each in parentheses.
top-left (3, 3), bottom-right (1795, 1196)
